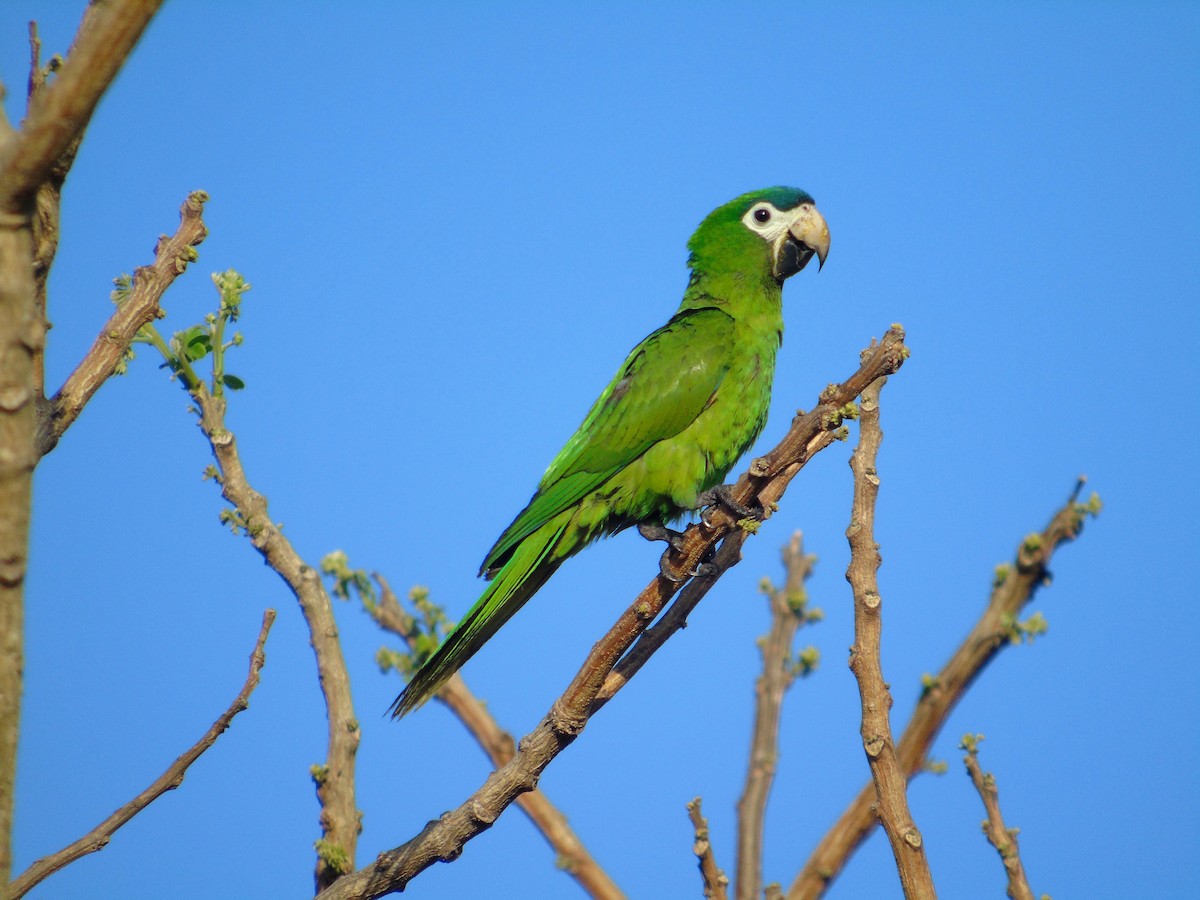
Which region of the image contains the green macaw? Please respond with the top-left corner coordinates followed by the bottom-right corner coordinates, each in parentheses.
top-left (390, 187), bottom-right (829, 717)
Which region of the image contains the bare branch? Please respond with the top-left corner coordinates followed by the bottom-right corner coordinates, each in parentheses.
top-left (736, 534), bottom-right (818, 900)
top-left (788, 479), bottom-right (1099, 899)
top-left (8, 610), bottom-right (276, 899)
top-left (316, 327), bottom-right (909, 900)
top-left (687, 798), bottom-right (730, 900)
top-left (960, 735), bottom-right (1037, 900)
top-left (24, 19), bottom-right (89, 404)
top-left (25, 21), bottom-right (47, 111)
top-left (845, 378), bottom-right (935, 898)
top-left (0, 0), bottom-right (164, 212)
top-left (594, 524), bottom-right (751, 707)
top-left (25, 22), bottom-right (56, 400)
top-left (39, 191), bottom-right (209, 456)
top-left (595, 326), bottom-right (909, 705)
top-left (192, 389), bottom-right (360, 892)
top-left (370, 575), bottom-right (625, 900)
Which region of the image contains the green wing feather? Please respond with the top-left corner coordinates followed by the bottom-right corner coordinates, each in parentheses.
top-left (480, 306), bottom-right (734, 575)
top-left (390, 306), bottom-right (738, 715)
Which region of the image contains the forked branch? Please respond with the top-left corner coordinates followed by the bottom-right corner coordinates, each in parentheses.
top-left (316, 326), bottom-right (909, 900)
top-left (39, 191), bottom-right (209, 456)
top-left (0, 0), bottom-right (164, 211)
top-left (788, 479), bottom-right (1099, 898)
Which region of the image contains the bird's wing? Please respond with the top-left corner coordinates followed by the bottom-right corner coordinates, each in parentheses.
top-left (481, 305), bottom-right (734, 574)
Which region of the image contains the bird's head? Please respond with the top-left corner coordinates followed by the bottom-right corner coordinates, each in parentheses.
top-left (688, 187), bottom-right (830, 284)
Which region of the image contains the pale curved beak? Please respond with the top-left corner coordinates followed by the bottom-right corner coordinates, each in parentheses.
top-left (789, 206), bottom-right (831, 271)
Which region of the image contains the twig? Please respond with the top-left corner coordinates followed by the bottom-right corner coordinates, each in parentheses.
top-left (7, 610), bottom-right (276, 899)
top-left (315, 327), bottom-right (909, 900)
top-left (788, 478), bottom-right (1099, 899)
top-left (0, 0), bottom-right (164, 211)
top-left (687, 798), bottom-right (730, 900)
top-left (38, 191), bottom-right (209, 456)
top-left (370, 575), bottom-right (624, 900)
top-left (192, 389), bottom-right (360, 892)
top-left (845, 378), bottom-right (935, 898)
top-left (960, 735), bottom-right (1037, 900)
top-left (25, 20), bottom-right (85, 403)
top-left (735, 534), bottom-right (818, 900)
top-left (25, 21), bottom-right (47, 109)
top-left (25, 22), bottom-right (55, 399)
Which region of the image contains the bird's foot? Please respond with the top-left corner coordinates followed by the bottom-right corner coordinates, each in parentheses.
top-left (638, 522), bottom-right (713, 582)
top-left (696, 483), bottom-right (764, 527)
top-left (655, 551), bottom-right (717, 583)
top-left (637, 522), bottom-right (687, 551)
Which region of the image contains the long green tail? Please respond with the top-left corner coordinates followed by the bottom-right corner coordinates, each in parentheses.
top-left (389, 513), bottom-right (574, 718)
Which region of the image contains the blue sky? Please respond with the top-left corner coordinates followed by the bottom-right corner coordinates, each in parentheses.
top-left (4, 2), bottom-right (1198, 898)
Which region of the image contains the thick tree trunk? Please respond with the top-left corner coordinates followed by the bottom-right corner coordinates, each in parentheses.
top-left (0, 200), bottom-right (37, 896)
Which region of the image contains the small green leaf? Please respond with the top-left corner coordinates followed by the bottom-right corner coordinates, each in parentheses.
top-left (178, 326), bottom-right (211, 361)
top-left (222, 373), bottom-right (245, 390)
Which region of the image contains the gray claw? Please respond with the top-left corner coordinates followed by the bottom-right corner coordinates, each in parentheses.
top-left (658, 552), bottom-right (690, 583)
top-left (640, 522), bottom-right (691, 582)
top-left (696, 483), bottom-right (763, 524)
top-left (640, 521), bottom-right (716, 582)
top-left (638, 522), bottom-right (687, 551)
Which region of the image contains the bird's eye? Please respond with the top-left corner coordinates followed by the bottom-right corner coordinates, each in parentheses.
top-left (754, 208), bottom-right (772, 223)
